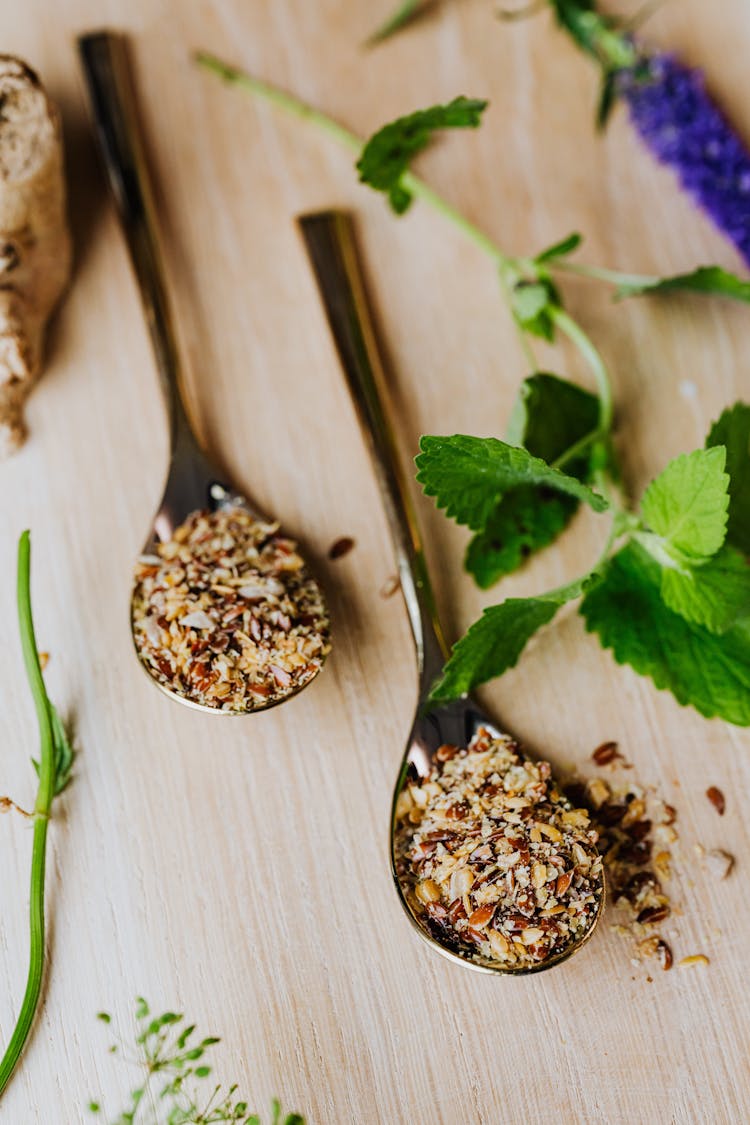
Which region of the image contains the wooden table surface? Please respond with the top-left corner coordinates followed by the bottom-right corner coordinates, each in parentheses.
top-left (1, 1), bottom-right (749, 1121)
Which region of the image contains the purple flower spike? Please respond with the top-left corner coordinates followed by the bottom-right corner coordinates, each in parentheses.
top-left (617, 53), bottom-right (750, 267)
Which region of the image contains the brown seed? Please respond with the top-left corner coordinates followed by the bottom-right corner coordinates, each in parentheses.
top-left (379, 574), bottom-right (400, 598)
top-left (592, 741), bottom-right (620, 766)
top-left (435, 744), bottom-right (459, 762)
top-left (555, 870), bottom-right (573, 897)
top-left (328, 536), bottom-right (355, 561)
top-left (706, 786), bottom-right (726, 816)
top-left (679, 954), bottom-right (710, 969)
top-left (656, 939), bottom-right (673, 971)
top-left (637, 904), bottom-right (670, 926)
top-left (468, 905), bottom-right (495, 929)
top-left (704, 848), bottom-right (734, 880)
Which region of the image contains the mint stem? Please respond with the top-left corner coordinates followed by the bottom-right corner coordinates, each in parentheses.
top-left (549, 258), bottom-right (657, 290)
top-left (194, 54), bottom-right (621, 380)
top-left (0, 533), bottom-right (57, 1098)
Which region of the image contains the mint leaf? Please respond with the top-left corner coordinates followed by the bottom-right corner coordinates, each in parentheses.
top-left (465, 374), bottom-right (600, 587)
top-left (417, 434), bottom-right (608, 531)
top-left (640, 446), bottom-right (729, 561)
top-left (706, 403), bottom-right (750, 555)
top-left (617, 265), bottom-right (750, 303)
top-left (510, 279), bottom-right (561, 341)
top-left (357, 97), bottom-right (488, 213)
top-left (505, 373), bottom-right (599, 466)
top-left (660, 546), bottom-right (750, 633)
top-left (535, 231), bottom-right (582, 263)
top-left (368, 0), bottom-right (425, 44)
top-left (581, 542), bottom-right (750, 725)
top-left (465, 486), bottom-right (577, 588)
top-left (432, 582), bottom-right (587, 700)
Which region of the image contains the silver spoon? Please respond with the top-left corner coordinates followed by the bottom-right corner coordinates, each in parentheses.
top-left (300, 211), bottom-right (603, 973)
top-left (79, 31), bottom-right (330, 713)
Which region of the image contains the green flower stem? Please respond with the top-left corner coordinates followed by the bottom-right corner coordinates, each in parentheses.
top-left (0, 533), bottom-right (56, 1098)
top-left (548, 257), bottom-right (657, 290)
top-left (549, 306), bottom-right (614, 434)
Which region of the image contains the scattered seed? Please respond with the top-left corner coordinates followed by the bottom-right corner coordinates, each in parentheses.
top-left (637, 904), bottom-right (670, 926)
top-left (706, 787), bottom-right (726, 816)
top-left (328, 536), bottom-right (355, 560)
top-left (592, 741), bottom-right (620, 766)
top-left (704, 848), bottom-right (734, 880)
top-left (656, 939), bottom-right (673, 971)
top-left (379, 574), bottom-right (400, 598)
top-left (679, 954), bottom-right (710, 969)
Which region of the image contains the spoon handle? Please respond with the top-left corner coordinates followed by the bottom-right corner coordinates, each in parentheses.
top-left (78, 31), bottom-right (199, 458)
top-left (300, 211), bottom-right (449, 696)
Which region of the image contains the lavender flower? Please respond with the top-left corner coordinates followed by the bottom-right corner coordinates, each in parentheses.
top-left (617, 53), bottom-right (750, 267)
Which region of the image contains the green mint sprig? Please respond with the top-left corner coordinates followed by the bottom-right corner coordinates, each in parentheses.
top-left (420, 420), bottom-right (750, 722)
top-left (0, 531), bottom-right (75, 1097)
top-left (194, 57), bottom-right (750, 722)
top-left (90, 999), bottom-right (303, 1125)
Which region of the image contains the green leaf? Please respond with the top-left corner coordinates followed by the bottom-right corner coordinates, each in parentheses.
top-left (535, 232), bottom-right (582, 263)
top-left (580, 542), bottom-right (750, 725)
top-left (431, 577), bottom-right (589, 700)
top-left (465, 486), bottom-right (578, 588)
top-left (660, 546), bottom-right (750, 633)
top-left (616, 265), bottom-right (750, 302)
top-left (549, 0), bottom-right (636, 68)
top-left (96, 1012), bottom-right (111, 1024)
top-left (135, 997), bottom-right (149, 1020)
top-left (706, 402), bottom-right (750, 555)
top-left (466, 373), bottom-right (600, 586)
top-left (48, 703), bottom-right (74, 794)
top-left (367, 0), bottom-right (425, 44)
top-left (505, 372), bottom-right (599, 466)
top-left (357, 97), bottom-right (488, 213)
top-left (596, 70), bottom-right (617, 129)
top-left (640, 446), bottom-right (729, 561)
top-left (416, 433), bottom-right (608, 531)
top-left (510, 279), bottom-right (561, 341)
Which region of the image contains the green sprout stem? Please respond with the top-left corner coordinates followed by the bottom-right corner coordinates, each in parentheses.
top-left (0, 532), bottom-right (56, 1097)
top-left (195, 52), bottom-right (615, 423)
top-left (549, 257), bottom-right (657, 290)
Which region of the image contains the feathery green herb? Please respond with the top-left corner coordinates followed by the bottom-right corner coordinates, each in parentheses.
top-left (90, 999), bottom-right (304, 1125)
top-left (0, 531), bottom-right (75, 1098)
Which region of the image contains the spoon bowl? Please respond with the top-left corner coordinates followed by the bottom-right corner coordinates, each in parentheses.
top-left (301, 210), bottom-right (603, 973)
top-left (79, 32), bottom-right (330, 713)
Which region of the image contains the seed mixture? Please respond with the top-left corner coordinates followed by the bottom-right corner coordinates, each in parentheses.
top-left (394, 728), bottom-right (604, 970)
top-left (131, 507), bottom-right (330, 711)
top-left (565, 769), bottom-right (679, 970)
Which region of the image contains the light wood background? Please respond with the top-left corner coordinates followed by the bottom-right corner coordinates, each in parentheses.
top-left (1, 0), bottom-right (749, 1121)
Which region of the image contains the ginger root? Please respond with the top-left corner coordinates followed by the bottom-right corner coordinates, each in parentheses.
top-left (0, 56), bottom-right (71, 456)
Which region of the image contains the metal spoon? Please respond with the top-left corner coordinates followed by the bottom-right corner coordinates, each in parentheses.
top-left (79, 31), bottom-right (330, 713)
top-left (300, 211), bottom-right (603, 973)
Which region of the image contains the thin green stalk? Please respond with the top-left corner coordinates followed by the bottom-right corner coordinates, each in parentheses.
top-left (195, 52), bottom-right (616, 444)
top-left (549, 257), bottom-right (656, 290)
top-left (549, 306), bottom-right (614, 433)
top-left (0, 533), bottom-right (56, 1097)
top-left (196, 52), bottom-right (512, 273)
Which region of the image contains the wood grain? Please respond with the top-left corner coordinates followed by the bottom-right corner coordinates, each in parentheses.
top-left (0, 1), bottom-right (749, 1121)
